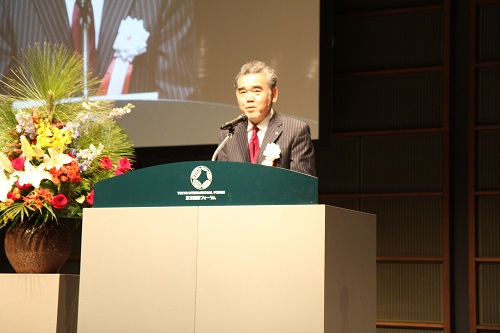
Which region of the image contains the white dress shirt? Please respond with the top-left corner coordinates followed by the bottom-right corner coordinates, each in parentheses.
top-left (247, 109), bottom-right (275, 146)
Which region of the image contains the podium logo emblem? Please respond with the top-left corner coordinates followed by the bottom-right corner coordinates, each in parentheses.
top-left (190, 166), bottom-right (213, 190)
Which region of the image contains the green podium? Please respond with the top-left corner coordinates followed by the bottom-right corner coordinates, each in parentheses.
top-left (94, 161), bottom-right (318, 207)
top-left (78, 162), bottom-right (376, 333)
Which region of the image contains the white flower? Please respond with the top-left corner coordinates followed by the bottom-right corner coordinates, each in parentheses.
top-left (113, 17), bottom-right (150, 62)
top-left (43, 148), bottom-right (74, 170)
top-left (13, 160), bottom-right (51, 188)
top-left (82, 101), bottom-right (101, 111)
top-left (0, 171), bottom-right (17, 202)
top-left (78, 144), bottom-right (103, 160)
top-left (15, 111), bottom-right (36, 139)
top-left (76, 144), bottom-right (104, 171)
top-left (262, 143), bottom-right (281, 166)
top-left (109, 103), bottom-right (134, 119)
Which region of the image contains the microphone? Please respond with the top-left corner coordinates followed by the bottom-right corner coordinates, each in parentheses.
top-left (220, 114), bottom-right (248, 130)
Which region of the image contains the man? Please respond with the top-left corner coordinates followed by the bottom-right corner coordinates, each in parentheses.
top-left (0, 0), bottom-right (197, 100)
top-left (216, 60), bottom-right (316, 177)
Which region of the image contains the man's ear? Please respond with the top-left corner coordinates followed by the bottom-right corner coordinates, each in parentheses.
top-left (271, 87), bottom-right (278, 103)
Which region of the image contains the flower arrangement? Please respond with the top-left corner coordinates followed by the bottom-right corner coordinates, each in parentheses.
top-left (0, 43), bottom-right (135, 230)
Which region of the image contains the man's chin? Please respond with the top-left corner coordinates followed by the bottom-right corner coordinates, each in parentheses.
top-left (245, 112), bottom-right (262, 120)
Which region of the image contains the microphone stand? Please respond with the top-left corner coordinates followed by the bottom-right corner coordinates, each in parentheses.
top-left (211, 127), bottom-right (235, 161)
top-left (77, 0), bottom-right (91, 99)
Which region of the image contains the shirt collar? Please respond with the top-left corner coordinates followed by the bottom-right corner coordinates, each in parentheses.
top-left (247, 109), bottom-right (274, 133)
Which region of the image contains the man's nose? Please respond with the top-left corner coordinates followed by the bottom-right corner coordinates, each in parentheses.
top-left (246, 92), bottom-right (255, 101)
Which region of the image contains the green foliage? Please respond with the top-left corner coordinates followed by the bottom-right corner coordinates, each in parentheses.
top-left (1, 42), bottom-right (101, 121)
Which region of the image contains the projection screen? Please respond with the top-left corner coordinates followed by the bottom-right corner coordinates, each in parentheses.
top-left (0, 0), bottom-right (319, 147)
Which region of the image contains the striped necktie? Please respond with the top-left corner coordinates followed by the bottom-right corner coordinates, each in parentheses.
top-left (249, 126), bottom-right (260, 164)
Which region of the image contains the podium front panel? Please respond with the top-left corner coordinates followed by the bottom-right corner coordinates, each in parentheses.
top-left (77, 207), bottom-right (199, 333)
top-left (94, 161), bottom-right (318, 207)
top-left (195, 205), bottom-right (326, 333)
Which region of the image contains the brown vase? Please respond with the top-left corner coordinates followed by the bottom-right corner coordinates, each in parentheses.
top-left (4, 220), bottom-right (73, 273)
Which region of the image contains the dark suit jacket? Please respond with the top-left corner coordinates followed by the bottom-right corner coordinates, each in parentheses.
top-left (0, 0), bottom-right (196, 99)
top-left (217, 112), bottom-right (316, 176)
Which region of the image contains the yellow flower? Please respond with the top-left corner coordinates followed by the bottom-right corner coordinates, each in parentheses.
top-left (35, 120), bottom-right (72, 153)
top-left (20, 136), bottom-right (44, 160)
top-left (0, 153), bottom-right (14, 173)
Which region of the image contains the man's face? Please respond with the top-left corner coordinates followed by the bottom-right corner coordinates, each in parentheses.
top-left (236, 73), bottom-right (278, 125)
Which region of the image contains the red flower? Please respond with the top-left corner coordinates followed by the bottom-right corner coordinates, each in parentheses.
top-left (52, 194), bottom-right (68, 209)
top-left (50, 161), bottom-right (82, 185)
top-left (115, 158), bottom-right (131, 175)
top-left (7, 188), bottom-right (21, 201)
top-left (16, 180), bottom-right (32, 190)
top-left (65, 161), bottom-right (82, 183)
top-left (86, 190), bottom-right (94, 205)
top-left (24, 188), bottom-right (53, 209)
top-left (99, 157), bottom-right (114, 170)
top-left (11, 157), bottom-right (25, 171)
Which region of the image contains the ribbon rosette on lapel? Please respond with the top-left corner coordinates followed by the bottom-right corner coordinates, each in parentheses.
top-left (113, 16), bottom-right (150, 62)
top-left (261, 143), bottom-right (281, 166)
top-left (101, 16), bottom-right (150, 95)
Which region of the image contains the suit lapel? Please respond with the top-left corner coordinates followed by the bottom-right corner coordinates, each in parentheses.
top-left (33, 0), bottom-right (71, 46)
top-left (258, 113), bottom-right (283, 164)
top-left (235, 122), bottom-right (251, 163)
top-left (96, 0), bottom-right (135, 75)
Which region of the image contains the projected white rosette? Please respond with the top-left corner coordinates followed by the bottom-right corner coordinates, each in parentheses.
top-left (101, 16), bottom-right (150, 95)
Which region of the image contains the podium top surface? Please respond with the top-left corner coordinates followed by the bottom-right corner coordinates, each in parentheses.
top-left (94, 161), bottom-right (318, 207)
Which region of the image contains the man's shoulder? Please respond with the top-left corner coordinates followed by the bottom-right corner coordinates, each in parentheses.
top-left (274, 111), bottom-right (310, 129)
